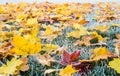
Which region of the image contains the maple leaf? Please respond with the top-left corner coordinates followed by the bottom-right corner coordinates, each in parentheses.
top-left (109, 58), bottom-right (120, 73)
top-left (90, 47), bottom-right (115, 60)
top-left (67, 26), bottom-right (87, 38)
top-left (42, 44), bottom-right (58, 52)
top-left (25, 18), bottom-right (38, 27)
top-left (11, 35), bottom-right (41, 56)
top-left (59, 65), bottom-right (78, 76)
top-left (36, 54), bottom-right (55, 66)
top-left (0, 58), bottom-right (23, 75)
top-left (59, 50), bottom-right (81, 65)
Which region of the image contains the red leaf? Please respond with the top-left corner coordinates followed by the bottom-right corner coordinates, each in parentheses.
top-left (70, 51), bottom-right (81, 62)
top-left (59, 50), bottom-right (81, 65)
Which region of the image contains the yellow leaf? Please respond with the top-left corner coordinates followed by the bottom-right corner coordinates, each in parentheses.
top-left (16, 14), bottom-right (27, 20)
top-left (112, 24), bottom-right (120, 27)
top-left (44, 26), bottom-right (53, 36)
top-left (25, 18), bottom-right (38, 27)
top-left (72, 23), bottom-right (82, 29)
top-left (11, 35), bottom-right (41, 56)
top-left (0, 7), bottom-right (4, 14)
top-left (95, 25), bottom-right (110, 32)
top-left (109, 58), bottom-right (120, 73)
top-left (42, 44), bottom-right (58, 52)
top-left (89, 31), bottom-right (103, 42)
top-left (0, 58), bottom-right (23, 75)
top-left (59, 65), bottom-right (78, 76)
top-left (90, 47), bottom-right (114, 60)
top-left (67, 26), bottom-right (87, 38)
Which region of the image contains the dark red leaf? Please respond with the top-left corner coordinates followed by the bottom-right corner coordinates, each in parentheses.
top-left (72, 62), bottom-right (93, 74)
top-left (59, 50), bottom-right (81, 65)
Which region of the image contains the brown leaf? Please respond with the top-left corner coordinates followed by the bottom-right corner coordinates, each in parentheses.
top-left (20, 64), bottom-right (29, 71)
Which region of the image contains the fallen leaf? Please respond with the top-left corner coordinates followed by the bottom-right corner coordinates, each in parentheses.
top-left (79, 19), bottom-right (89, 24)
top-left (109, 58), bottom-right (120, 73)
top-left (72, 61), bottom-right (93, 74)
top-left (89, 31), bottom-right (103, 42)
top-left (20, 64), bottom-right (29, 72)
top-left (90, 47), bottom-right (114, 60)
top-left (59, 50), bottom-right (81, 65)
top-left (19, 57), bottom-right (29, 71)
top-left (59, 65), bottom-right (78, 76)
top-left (36, 54), bottom-right (55, 66)
top-left (45, 69), bottom-right (59, 74)
top-left (11, 35), bottom-right (41, 56)
top-left (67, 26), bottom-right (87, 38)
top-left (0, 58), bottom-right (23, 75)
top-left (74, 35), bottom-right (95, 46)
top-left (42, 44), bottom-right (58, 52)
top-left (95, 25), bottom-right (110, 32)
